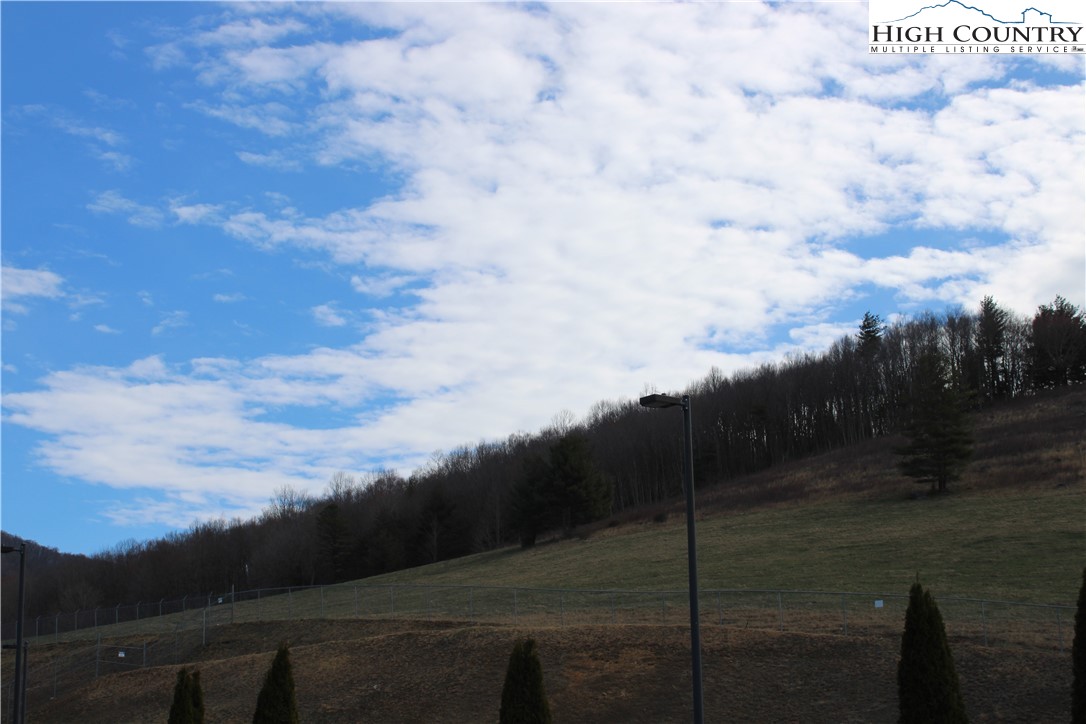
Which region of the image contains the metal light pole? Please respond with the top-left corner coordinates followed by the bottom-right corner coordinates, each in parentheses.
top-left (2, 543), bottom-right (27, 724)
top-left (640, 393), bottom-right (704, 724)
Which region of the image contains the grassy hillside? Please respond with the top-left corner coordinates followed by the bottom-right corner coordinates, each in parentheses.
top-left (367, 386), bottom-right (1085, 605)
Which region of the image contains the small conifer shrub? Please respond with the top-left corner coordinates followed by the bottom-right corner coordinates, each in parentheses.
top-left (500, 638), bottom-right (552, 724)
top-left (253, 643), bottom-right (299, 724)
top-left (168, 667), bottom-right (204, 724)
top-left (897, 582), bottom-right (967, 723)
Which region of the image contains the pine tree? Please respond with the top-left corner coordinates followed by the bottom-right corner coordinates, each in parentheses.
top-left (858, 311), bottom-right (884, 361)
top-left (896, 347), bottom-right (973, 494)
top-left (975, 296), bottom-right (1009, 401)
top-left (548, 431), bottom-right (611, 531)
top-left (169, 667), bottom-right (204, 724)
top-left (253, 644), bottom-right (299, 724)
top-left (500, 638), bottom-right (552, 724)
top-left (1073, 567), bottom-right (1086, 723)
top-left (898, 582), bottom-right (967, 723)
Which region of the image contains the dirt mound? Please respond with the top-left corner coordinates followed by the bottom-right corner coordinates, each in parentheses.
top-left (29, 619), bottom-right (1069, 723)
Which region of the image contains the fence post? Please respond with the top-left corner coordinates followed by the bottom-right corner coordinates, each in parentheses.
top-left (716, 592), bottom-right (722, 626)
top-left (777, 591), bottom-right (784, 632)
top-left (93, 608), bottom-right (98, 632)
top-left (95, 634), bottom-right (101, 679)
top-left (55, 613), bottom-right (60, 643)
top-left (513, 589), bottom-right (518, 625)
top-left (840, 594), bottom-right (848, 635)
top-left (115, 603), bottom-right (120, 626)
top-left (560, 592), bottom-right (565, 626)
top-left (1057, 607), bottom-right (1064, 653)
top-left (321, 586), bottom-right (326, 619)
top-left (469, 588), bottom-right (475, 621)
top-left (354, 585), bottom-right (360, 617)
top-left (981, 600), bottom-right (988, 646)
top-left (611, 592), bottom-right (616, 624)
top-left (202, 608), bottom-right (207, 647)
top-left (389, 586), bottom-right (395, 616)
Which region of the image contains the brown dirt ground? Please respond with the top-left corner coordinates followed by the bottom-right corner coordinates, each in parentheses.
top-left (24, 618), bottom-right (1071, 723)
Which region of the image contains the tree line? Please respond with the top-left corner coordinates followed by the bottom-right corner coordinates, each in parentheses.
top-left (2, 294), bottom-right (1084, 623)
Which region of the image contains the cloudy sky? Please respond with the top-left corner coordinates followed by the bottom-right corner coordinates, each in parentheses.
top-left (2, 2), bottom-right (1083, 555)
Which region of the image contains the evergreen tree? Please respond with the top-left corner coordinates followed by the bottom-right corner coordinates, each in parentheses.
top-left (253, 644), bottom-right (299, 724)
top-left (500, 638), bottom-right (552, 724)
top-left (896, 347), bottom-right (973, 494)
top-left (511, 455), bottom-right (552, 548)
top-left (858, 311), bottom-right (885, 361)
top-left (168, 667), bottom-right (204, 724)
top-left (1073, 567), bottom-right (1086, 723)
top-left (1029, 295), bottom-right (1086, 388)
top-left (898, 582), bottom-right (967, 723)
top-left (548, 431), bottom-right (611, 531)
top-left (314, 503), bottom-right (350, 584)
top-left (974, 296), bottom-right (1009, 401)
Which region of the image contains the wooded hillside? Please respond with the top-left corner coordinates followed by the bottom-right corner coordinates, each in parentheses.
top-left (3, 294), bottom-right (1084, 626)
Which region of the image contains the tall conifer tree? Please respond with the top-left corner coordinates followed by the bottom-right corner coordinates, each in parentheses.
top-left (896, 347), bottom-right (973, 494)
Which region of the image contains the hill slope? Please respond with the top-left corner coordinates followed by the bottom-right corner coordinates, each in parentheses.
top-left (9, 387), bottom-right (1084, 722)
top-left (27, 618), bottom-right (1073, 723)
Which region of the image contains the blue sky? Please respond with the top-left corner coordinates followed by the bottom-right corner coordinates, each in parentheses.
top-left (2, 2), bottom-right (1083, 555)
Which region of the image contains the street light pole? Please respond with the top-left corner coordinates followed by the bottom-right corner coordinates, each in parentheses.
top-left (640, 393), bottom-right (705, 724)
top-left (2, 543), bottom-right (27, 724)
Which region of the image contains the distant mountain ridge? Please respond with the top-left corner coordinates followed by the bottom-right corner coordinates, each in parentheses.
top-left (885, 0), bottom-right (1076, 25)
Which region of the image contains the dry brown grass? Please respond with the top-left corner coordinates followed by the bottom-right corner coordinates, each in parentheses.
top-left (23, 618), bottom-right (1073, 723)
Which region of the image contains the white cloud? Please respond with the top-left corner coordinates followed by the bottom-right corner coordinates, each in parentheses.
top-left (236, 150), bottom-right (302, 171)
top-left (171, 200), bottom-right (223, 224)
top-left (87, 190), bottom-right (165, 228)
top-left (2, 266), bottom-right (65, 313)
top-left (94, 324), bottom-right (122, 335)
top-left (152, 311), bottom-right (190, 336)
top-left (311, 303), bottom-right (347, 327)
top-left (213, 292), bottom-right (246, 303)
top-left (6, 3), bottom-right (1083, 533)
top-left (350, 273), bottom-right (416, 297)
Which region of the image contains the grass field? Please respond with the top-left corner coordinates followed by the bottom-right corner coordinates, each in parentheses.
top-left (359, 387), bottom-right (1084, 606)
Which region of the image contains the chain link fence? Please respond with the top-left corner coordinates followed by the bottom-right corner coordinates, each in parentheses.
top-left (3, 583), bottom-right (1073, 719)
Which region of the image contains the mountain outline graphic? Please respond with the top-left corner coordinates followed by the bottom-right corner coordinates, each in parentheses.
top-left (882, 0), bottom-right (1079, 25)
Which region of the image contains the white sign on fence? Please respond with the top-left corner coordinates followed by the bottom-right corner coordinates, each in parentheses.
top-left (874, 600), bottom-right (884, 609)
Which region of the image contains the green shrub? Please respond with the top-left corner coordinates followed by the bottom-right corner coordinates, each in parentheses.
top-left (500, 638), bottom-right (552, 724)
top-left (897, 582), bottom-right (967, 723)
top-left (253, 643), bottom-right (299, 724)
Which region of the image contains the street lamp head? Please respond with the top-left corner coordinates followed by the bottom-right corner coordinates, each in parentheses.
top-left (640, 393), bottom-right (683, 409)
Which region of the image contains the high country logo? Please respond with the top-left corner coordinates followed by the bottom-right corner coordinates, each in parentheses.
top-left (869, 0), bottom-right (1085, 53)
